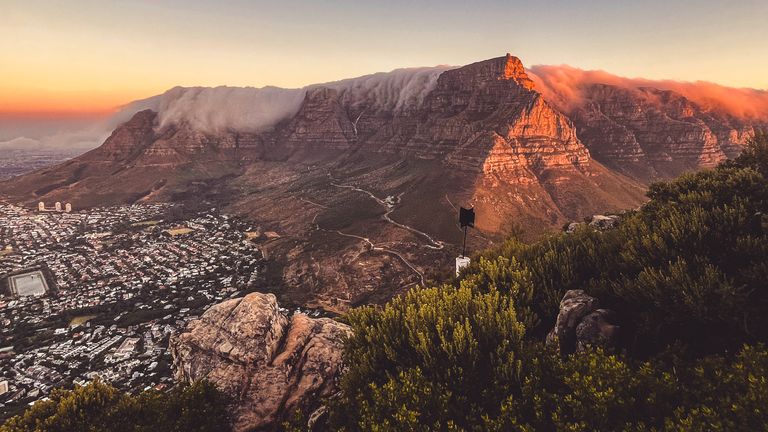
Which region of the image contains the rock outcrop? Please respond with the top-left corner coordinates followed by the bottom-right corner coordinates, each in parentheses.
top-left (546, 290), bottom-right (619, 354)
top-left (565, 214), bottom-right (622, 233)
top-left (170, 292), bottom-right (351, 431)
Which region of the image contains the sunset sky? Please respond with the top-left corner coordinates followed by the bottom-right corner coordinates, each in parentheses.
top-left (2, 0), bottom-right (768, 117)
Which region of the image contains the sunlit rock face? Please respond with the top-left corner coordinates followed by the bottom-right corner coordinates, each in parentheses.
top-left (170, 292), bottom-right (351, 432)
top-left (565, 84), bottom-right (746, 180)
top-left (267, 54), bottom-right (592, 177)
top-left (75, 56), bottom-right (767, 185)
top-left (1, 54), bottom-right (633, 217)
top-left (528, 66), bottom-right (768, 182)
top-left (269, 55), bottom-right (640, 236)
top-left (408, 54), bottom-right (590, 172)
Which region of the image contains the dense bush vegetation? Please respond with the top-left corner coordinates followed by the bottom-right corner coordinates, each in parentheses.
top-left (329, 132), bottom-right (768, 430)
top-left (330, 282), bottom-right (768, 431)
top-left (476, 131), bottom-right (768, 357)
top-left (0, 380), bottom-right (230, 432)
top-left (330, 285), bottom-right (526, 430)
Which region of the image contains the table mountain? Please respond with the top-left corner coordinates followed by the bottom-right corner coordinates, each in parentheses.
top-left (2, 53), bottom-right (765, 310)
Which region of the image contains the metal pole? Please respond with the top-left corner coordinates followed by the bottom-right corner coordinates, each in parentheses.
top-left (462, 225), bottom-right (467, 257)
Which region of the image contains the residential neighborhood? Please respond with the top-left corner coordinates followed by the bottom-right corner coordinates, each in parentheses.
top-left (0, 202), bottom-right (269, 419)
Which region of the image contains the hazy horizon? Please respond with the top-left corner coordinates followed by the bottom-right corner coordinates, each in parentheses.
top-left (3, 0), bottom-right (768, 119)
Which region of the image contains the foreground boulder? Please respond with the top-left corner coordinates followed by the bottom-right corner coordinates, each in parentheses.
top-left (589, 214), bottom-right (621, 230)
top-left (565, 214), bottom-right (622, 233)
top-left (546, 289), bottom-right (619, 354)
top-left (170, 292), bottom-right (351, 431)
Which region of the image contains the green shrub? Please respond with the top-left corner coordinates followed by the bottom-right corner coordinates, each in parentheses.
top-left (333, 318), bottom-right (768, 431)
top-left (497, 344), bottom-right (768, 431)
top-left (0, 380), bottom-right (230, 432)
top-left (330, 284), bottom-right (525, 431)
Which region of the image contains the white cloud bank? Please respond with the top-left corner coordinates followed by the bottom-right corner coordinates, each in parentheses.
top-left (122, 66), bottom-right (453, 134)
top-left (1, 66), bottom-right (454, 152)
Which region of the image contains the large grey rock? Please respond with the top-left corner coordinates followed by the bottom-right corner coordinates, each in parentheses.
top-left (565, 214), bottom-right (621, 233)
top-left (546, 290), bottom-right (619, 354)
top-left (170, 292), bottom-right (351, 432)
top-left (575, 309), bottom-right (620, 352)
top-left (589, 214), bottom-right (621, 230)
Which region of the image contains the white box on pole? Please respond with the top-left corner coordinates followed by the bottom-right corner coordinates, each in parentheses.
top-left (455, 256), bottom-right (470, 276)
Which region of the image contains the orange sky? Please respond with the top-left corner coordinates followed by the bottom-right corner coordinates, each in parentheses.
top-left (0, 88), bottom-right (138, 117)
top-left (3, 0), bottom-right (767, 117)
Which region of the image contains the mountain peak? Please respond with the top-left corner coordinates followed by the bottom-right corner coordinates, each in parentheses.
top-left (500, 53), bottom-right (534, 85)
top-left (445, 53), bottom-right (536, 90)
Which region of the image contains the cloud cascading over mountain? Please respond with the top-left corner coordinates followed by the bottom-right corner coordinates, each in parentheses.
top-left (1, 67), bottom-right (453, 151)
top-left (123, 66), bottom-right (453, 134)
top-left (6, 62), bottom-right (766, 154)
top-left (528, 64), bottom-right (768, 119)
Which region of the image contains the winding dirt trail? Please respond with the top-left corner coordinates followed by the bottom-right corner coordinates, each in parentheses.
top-left (328, 174), bottom-right (444, 250)
top-left (299, 176), bottom-right (445, 287)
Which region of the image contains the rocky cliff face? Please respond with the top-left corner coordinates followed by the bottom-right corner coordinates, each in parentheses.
top-left (562, 84), bottom-right (765, 181)
top-left (0, 54), bottom-right (644, 226)
top-left (263, 54), bottom-right (591, 179)
top-left (170, 292), bottom-right (351, 431)
top-left (414, 55), bottom-right (590, 173)
top-left (100, 112), bottom-right (269, 167)
top-left (94, 109), bottom-right (158, 162)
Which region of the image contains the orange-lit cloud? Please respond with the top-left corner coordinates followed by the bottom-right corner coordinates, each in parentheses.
top-left (528, 65), bottom-right (768, 120)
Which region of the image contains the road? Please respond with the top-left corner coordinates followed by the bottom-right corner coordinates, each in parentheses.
top-left (300, 176), bottom-right (446, 287)
top-left (328, 174), bottom-right (444, 250)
